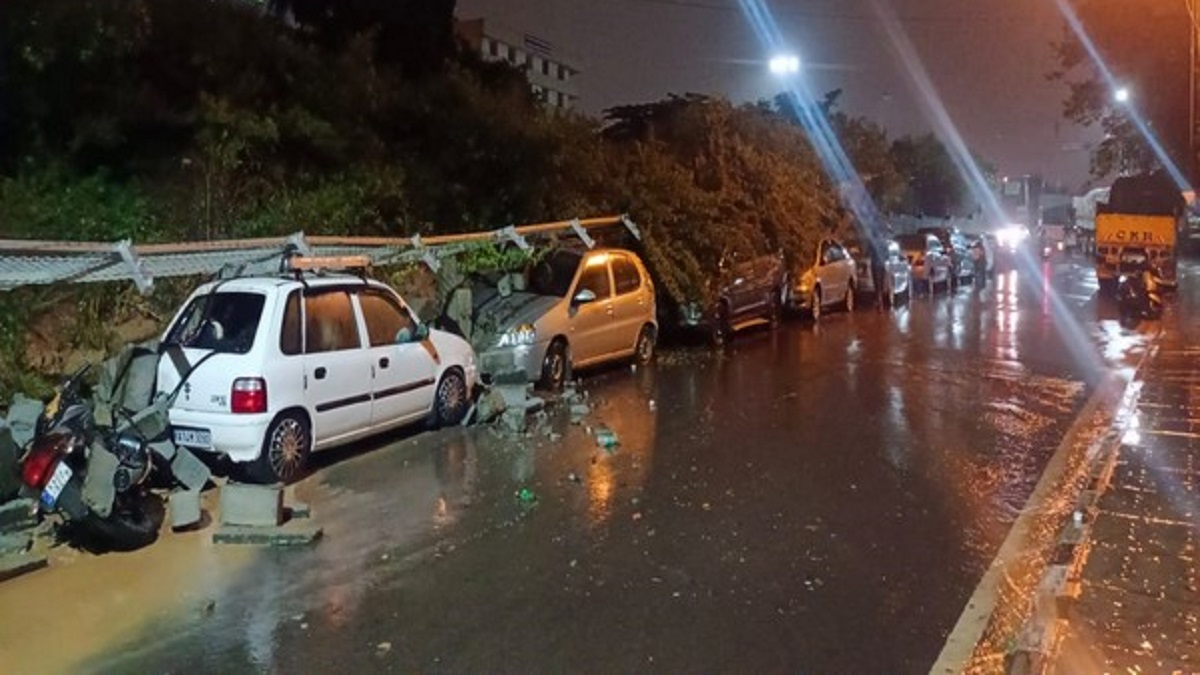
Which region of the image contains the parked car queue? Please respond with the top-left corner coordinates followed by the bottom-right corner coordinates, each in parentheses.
top-left (152, 232), bottom-right (985, 485)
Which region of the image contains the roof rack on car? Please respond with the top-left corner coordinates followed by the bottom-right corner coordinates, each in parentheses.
top-left (0, 214), bottom-right (642, 294)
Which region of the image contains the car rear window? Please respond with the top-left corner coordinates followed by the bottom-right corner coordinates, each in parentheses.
top-left (166, 291), bottom-right (266, 354)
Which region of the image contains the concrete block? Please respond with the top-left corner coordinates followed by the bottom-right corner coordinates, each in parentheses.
top-left (0, 531), bottom-right (32, 556)
top-left (213, 523), bottom-right (323, 547)
top-left (496, 383), bottom-right (533, 407)
top-left (286, 501), bottom-right (311, 520)
top-left (501, 408), bottom-right (527, 434)
top-left (169, 488), bottom-right (204, 530)
top-left (0, 551), bottom-right (48, 582)
top-left (219, 482), bottom-right (283, 528)
top-left (0, 498), bottom-right (37, 533)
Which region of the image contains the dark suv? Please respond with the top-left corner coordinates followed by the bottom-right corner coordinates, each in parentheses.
top-left (674, 252), bottom-right (788, 344)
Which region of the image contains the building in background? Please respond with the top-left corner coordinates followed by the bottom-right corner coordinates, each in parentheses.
top-left (455, 18), bottom-right (580, 111)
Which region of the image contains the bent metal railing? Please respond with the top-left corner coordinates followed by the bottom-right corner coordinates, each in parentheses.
top-left (0, 215), bottom-right (640, 293)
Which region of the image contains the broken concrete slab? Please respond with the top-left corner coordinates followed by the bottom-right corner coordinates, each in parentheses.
top-left (169, 488), bottom-right (204, 530)
top-left (0, 551), bottom-right (48, 582)
top-left (0, 531), bottom-right (32, 556)
top-left (501, 408), bottom-right (528, 434)
top-left (219, 482), bottom-right (284, 528)
top-left (594, 426), bottom-right (620, 450)
top-left (473, 388), bottom-right (508, 424)
top-left (212, 522), bottom-right (323, 547)
top-left (0, 498), bottom-right (37, 533)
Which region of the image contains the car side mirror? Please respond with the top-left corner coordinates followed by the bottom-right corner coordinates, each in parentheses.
top-left (572, 288), bottom-right (597, 305)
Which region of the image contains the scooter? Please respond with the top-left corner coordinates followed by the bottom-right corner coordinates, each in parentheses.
top-left (17, 365), bottom-right (162, 552)
top-left (1116, 267), bottom-right (1165, 326)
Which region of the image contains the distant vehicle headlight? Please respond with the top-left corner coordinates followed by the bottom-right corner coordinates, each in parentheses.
top-left (996, 225), bottom-right (1029, 249)
top-left (497, 323), bottom-right (537, 347)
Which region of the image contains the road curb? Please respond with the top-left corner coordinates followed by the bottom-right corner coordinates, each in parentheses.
top-left (932, 330), bottom-right (1160, 674)
top-left (1005, 338), bottom-right (1157, 675)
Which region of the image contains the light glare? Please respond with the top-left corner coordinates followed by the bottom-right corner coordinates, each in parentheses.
top-left (769, 54), bottom-right (800, 75)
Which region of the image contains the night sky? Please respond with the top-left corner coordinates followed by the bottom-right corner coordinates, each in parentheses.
top-left (457, 0), bottom-right (1107, 190)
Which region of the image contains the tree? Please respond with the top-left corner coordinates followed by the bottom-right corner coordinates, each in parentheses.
top-left (1050, 0), bottom-right (1191, 178)
top-left (269, 0), bottom-right (456, 77)
top-left (891, 133), bottom-right (967, 218)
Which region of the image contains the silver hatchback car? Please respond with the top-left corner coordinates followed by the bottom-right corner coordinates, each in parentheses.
top-left (478, 248), bottom-right (658, 389)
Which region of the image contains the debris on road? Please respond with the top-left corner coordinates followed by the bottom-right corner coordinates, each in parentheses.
top-left (212, 482), bottom-right (322, 547)
top-left (594, 426), bottom-right (620, 451)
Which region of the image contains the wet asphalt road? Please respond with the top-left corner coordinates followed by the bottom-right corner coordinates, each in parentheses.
top-left (0, 255), bottom-right (1161, 673)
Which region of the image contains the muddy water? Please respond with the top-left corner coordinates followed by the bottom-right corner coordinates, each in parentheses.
top-left (0, 258), bottom-right (1160, 673)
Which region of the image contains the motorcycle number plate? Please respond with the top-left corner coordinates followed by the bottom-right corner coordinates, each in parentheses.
top-left (173, 427), bottom-right (212, 449)
top-left (40, 461), bottom-right (73, 508)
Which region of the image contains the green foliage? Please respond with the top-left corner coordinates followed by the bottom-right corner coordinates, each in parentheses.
top-left (0, 165), bottom-right (154, 241)
top-left (456, 243), bottom-right (541, 276)
top-left (891, 133), bottom-right (968, 218)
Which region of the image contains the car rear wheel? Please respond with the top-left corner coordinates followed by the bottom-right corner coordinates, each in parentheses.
top-left (432, 369), bottom-right (470, 426)
top-left (247, 412), bottom-right (310, 484)
top-left (634, 326), bottom-right (656, 365)
top-left (540, 339), bottom-right (571, 391)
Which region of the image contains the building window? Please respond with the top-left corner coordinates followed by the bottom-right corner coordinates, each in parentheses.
top-left (556, 64), bottom-right (565, 80)
top-left (488, 39), bottom-right (499, 57)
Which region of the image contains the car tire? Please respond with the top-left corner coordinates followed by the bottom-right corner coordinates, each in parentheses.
top-left (75, 493), bottom-right (162, 553)
top-left (247, 411), bottom-right (311, 485)
top-left (432, 369), bottom-right (470, 426)
top-left (539, 339), bottom-right (571, 391)
top-left (634, 325), bottom-right (656, 365)
top-left (844, 284), bottom-right (855, 312)
top-left (811, 287), bottom-right (822, 322)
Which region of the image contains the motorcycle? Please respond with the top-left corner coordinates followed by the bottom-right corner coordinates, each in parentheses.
top-left (1116, 266), bottom-right (1166, 326)
top-left (17, 364), bottom-right (162, 552)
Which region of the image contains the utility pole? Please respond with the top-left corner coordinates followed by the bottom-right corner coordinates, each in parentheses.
top-left (1187, 0), bottom-right (1199, 188)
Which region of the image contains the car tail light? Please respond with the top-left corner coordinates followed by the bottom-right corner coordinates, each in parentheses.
top-left (21, 440), bottom-right (64, 489)
top-left (231, 377), bottom-right (268, 414)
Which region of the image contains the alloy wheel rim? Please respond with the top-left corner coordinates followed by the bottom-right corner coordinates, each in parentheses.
top-left (440, 374), bottom-right (465, 417)
top-left (270, 418), bottom-right (306, 480)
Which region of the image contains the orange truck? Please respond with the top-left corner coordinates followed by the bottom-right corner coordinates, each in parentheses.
top-left (1094, 173), bottom-right (1184, 290)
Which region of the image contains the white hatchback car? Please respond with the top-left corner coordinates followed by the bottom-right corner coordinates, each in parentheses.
top-left (157, 269), bottom-right (478, 484)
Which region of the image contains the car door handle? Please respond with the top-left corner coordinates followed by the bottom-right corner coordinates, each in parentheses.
top-left (314, 367), bottom-right (327, 380)
top-left (379, 357), bottom-right (390, 369)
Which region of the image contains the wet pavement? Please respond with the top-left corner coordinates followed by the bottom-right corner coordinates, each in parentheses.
top-left (1055, 263), bottom-right (1200, 673)
top-left (0, 255), bottom-right (1161, 673)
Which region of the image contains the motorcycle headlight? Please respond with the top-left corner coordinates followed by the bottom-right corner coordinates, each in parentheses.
top-left (497, 323), bottom-right (537, 348)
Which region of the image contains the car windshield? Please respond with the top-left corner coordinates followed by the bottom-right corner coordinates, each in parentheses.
top-left (528, 250), bottom-right (583, 297)
top-left (165, 291), bottom-right (265, 354)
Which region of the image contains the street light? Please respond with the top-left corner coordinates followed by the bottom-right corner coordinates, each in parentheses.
top-left (1115, 87), bottom-right (1131, 104)
top-left (768, 54), bottom-right (801, 76)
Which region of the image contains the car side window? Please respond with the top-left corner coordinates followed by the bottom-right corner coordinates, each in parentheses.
top-left (304, 290), bottom-right (361, 353)
top-left (576, 259), bottom-right (613, 300)
top-left (280, 290), bottom-right (302, 356)
top-left (358, 290), bottom-right (416, 347)
top-left (612, 256), bottom-right (641, 295)
top-left (819, 241), bottom-right (832, 265)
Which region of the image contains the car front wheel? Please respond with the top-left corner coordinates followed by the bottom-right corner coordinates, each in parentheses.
top-left (540, 340), bottom-right (571, 391)
top-left (432, 369), bottom-right (470, 426)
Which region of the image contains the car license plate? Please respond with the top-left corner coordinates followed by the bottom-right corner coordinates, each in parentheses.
top-left (173, 427), bottom-right (212, 449)
top-left (41, 461), bottom-right (72, 508)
